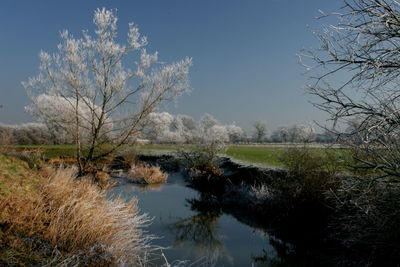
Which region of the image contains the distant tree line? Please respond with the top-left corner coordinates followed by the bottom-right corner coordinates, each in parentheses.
top-left (255, 123), bottom-right (337, 143)
top-left (0, 123), bottom-right (62, 145)
top-left (142, 113), bottom-right (245, 144)
top-left (141, 112), bottom-right (339, 144)
top-left (0, 115), bottom-right (341, 146)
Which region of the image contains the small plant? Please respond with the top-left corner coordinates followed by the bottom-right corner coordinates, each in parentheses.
top-left (119, 148), bottom-right (139, 165)
top-left (128, 164), bottom-right (168, 184)
top-left (5, 150), bottom-right (44, 169)
top-left (250, 184), bottom-right (274, 204)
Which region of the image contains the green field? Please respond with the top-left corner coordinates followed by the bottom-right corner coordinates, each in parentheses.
top-left (1, 144), bottom-right (350, 168)
top-left (224, 146), bottom-right (286, 167)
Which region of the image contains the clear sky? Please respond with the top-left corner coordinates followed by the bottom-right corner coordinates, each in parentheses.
top-left (0, 0), bottom-right (342, 131)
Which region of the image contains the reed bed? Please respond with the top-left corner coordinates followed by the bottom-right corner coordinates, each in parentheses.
top-left (0, 157), bottom-right (152, 266)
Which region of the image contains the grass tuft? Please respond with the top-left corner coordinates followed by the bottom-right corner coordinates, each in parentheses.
top-left (128, 164), bottom-right (168, 184)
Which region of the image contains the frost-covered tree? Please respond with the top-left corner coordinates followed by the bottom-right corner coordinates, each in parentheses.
top-left (197, 114), bottom-right (229, 158)
top-left (144, 112), bottom-right (194, 143)
top-left (271, 125), bottom-right (315, 143)
top-left (204, 125), bottom-right (229, 144)
top-left (14, 123), bottom-right (52, 145)
top-left (199, 114), bottom-right (218, 133)
top-left (0, 123), bottom-right (55, 145)
top-left (314, 129), bottom-right (337, 143)
top-left (175, 114), bottom-right (198, 142)
top-left (24, 8), bottom-right (191, 174)
top-left (143, 112), bottom-right (243, 145)
top-left (177, 114), bottom-right (196, 131)
top-left (26, 94), bottom-right (109, 144)
top-left (225, 124), bottom-right (245, 143)
top-left (252, 120), bottom-right (267, 143)
top-left (276, 126), bottom-right (289, 143)
top-left (301, 0), bottom-right (400, 177)
top-left (286, 125), bottom-right (315, 143)
top-left (0, 124), bottom-right (15, 145)
top-left (144, 112), bottom-right (174, 142)
top-left (178, 114), bottom-right (229, 174)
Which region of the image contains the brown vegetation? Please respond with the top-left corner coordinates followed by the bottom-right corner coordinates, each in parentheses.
top-left (178, 148), bottom-right (223, 179)
top-left (128, 164), bottom-right (168, 184)
top-left (0, 154), bottom-right (151, 266)
top-left (47, 156), bottom-right (77, 165)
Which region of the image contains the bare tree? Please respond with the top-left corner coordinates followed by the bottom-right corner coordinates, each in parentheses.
top-left (253, 120), bottom-right (267, 143)
top-left (301, 0), bottom-right (400, 179)
top-left (287, 125), bottom-right (315, 143)
top-left (24, 8), bottom-right (191, 174)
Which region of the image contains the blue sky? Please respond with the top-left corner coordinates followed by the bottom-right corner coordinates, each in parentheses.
top-left (0, 0), bottom-right (342, 131)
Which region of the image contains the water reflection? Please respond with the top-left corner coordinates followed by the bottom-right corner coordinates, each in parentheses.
top-left (251, 237), bottom-right (294, 266)
top-left (109, 172), bottom-right (290, 266)
top-left (167, 193), bottom-right (233, 265)
top-left (136, 183), bottom-right (163, 192)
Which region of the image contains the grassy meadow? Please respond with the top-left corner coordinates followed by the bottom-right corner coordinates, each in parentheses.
top-left (1, 143), bottom-right (351, 169)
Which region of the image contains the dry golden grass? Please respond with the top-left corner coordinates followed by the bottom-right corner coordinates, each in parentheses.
top-left (128, 164), bottom-right (168, 184)
top-left (47, 156), bottom-right (77, 165)
top-left (0, 154), bottom-right (152, 266)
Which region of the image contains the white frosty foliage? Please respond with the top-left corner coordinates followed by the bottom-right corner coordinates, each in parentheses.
top-left (24, 8), bottom-right (191, 158)
top-left (143, 112), bottom-right (245, 145)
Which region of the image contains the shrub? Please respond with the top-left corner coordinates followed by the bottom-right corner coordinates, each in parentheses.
top-left (277, 146), bottom-right (341, 205)
top-left (250, 184), bottom-right (274, 205)
top-left (119, 148), bottom-right (139, 165)
top-left (177, 147), bottom-right (223, 179)
top-left (4, 150), bottom-right (44, 169)
top-left (128, 164), bottom-right (168, 184)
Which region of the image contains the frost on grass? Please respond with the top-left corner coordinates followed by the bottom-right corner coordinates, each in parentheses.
top-left (250, 184), bottom-right (274, 204)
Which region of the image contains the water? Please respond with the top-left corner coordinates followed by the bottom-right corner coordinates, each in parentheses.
top-left (109, 172), bottom-right (282, 266)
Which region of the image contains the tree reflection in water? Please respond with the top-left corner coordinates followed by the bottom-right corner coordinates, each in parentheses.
top-left (252, 239), bottom-right (292, 267)
top-left (167, 193), bottom-right (232, 266)
top-left (137, 183), bottom-right (163, 192)
top-left (167, 192), bottom-right (295, 266)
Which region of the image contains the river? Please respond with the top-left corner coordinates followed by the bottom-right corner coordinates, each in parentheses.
top-left (108, 171), bottom-right (284, 266)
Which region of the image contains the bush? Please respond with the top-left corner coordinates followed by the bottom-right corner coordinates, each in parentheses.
top-left (128, 164), bottom-right (168, 184)
top-left (5, 150), bottom-right (44, 169)
top-left (277, 146), bottom-right (341, 205)
top-left (250, 184), bottom-right (274, 205)
top-left (119, 148), bottom-right (139, 165)
top-left (177, 145), bottom-right (223, 179)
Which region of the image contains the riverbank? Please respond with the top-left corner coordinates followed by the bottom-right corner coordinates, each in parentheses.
top-left (1, 147), bottom-right (398, 266)
top-left (136, 153), bottom-right (400, 266)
